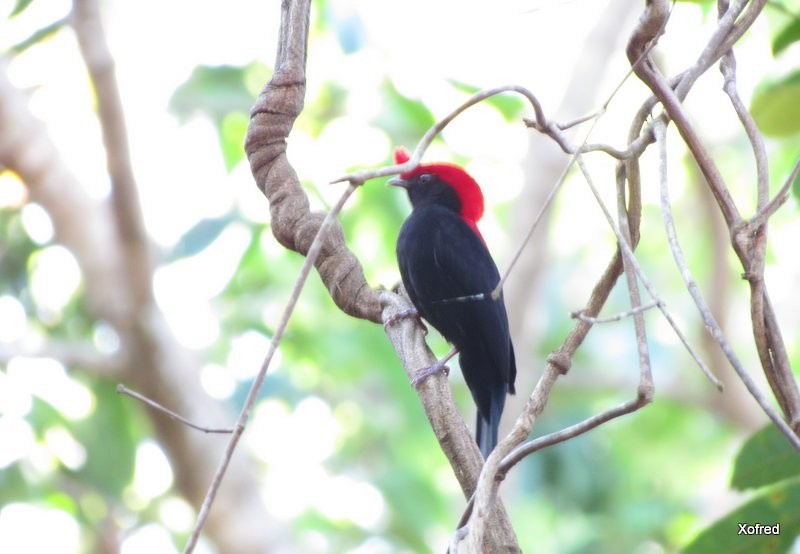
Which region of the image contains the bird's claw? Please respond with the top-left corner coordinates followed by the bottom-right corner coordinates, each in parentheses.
top-left (383, 308), bottom-right (428, 335)
top-left (410, 360), bottom-right (450, 387)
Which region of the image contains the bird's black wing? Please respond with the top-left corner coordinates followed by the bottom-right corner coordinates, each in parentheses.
top-left (397, 205), bottom-right (516, 449)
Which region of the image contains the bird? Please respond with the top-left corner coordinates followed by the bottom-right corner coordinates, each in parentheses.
top-left (389, 146), bottom-right (516, 458)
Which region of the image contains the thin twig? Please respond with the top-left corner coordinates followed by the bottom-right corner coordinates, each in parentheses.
top-left (653, 121), bottom-right (800, 450)
top-left (614, 157), bottom-right (655, 402)
top-left (183, 183), bottom-right (357, 553)
top-left (502, 397), bottom-right (645, 471)
top-left (630, 0), bottom-right (800, 432)
top-left (455, 389), bottom-right (654, 531)
top-left (571, 301), bottom-right (661, 324)
top-left (491, 146), bottom-right (575, 300)
top-left (117, 384), bottom-right (233, 434)
top-left (332, 85), bottom-right (547, 186)
top-left (750, 158), bottom-right (800, 228)
top-left (575, 155), bottom-right (723, 391)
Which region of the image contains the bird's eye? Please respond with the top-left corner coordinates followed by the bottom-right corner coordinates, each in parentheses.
top-left (419, 173), bottom-right (433, 185)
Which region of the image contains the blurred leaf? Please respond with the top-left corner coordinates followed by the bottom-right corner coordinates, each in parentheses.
top-left (329, 10), bottom-right (366, 54)
top-left (301, 81), bottom-right (347, 137)
top-left (227, 227), bottom-right (271, 293)
top-left (675, 0), bottom-right (716, 15)
top-left (71, 382), bottom-right (140, 497)
top-left (750, 71), bottom-right (800, 137)
top-left (683, 481), bottom-right (800, 554)
top-left (220, 112), bottom-right (248, 171)
top-left (449, 80), bottom-right (526, 122)
top-left (167, 215), bottom-right (234, 260)
top-left (0, 211), bottom-right (36, 295)
top-left (376, 80), bottom-right (436, 147)
top-left (731, 424), bottom-right (800, 490)
top-left (242, 61), bottom-right (271, 96)
top-left (8, 17), bottom-right (67, 54)
top-left (169, 65), bottom-right (255, 124)
top-left (0, 463), bottom-right (32, 505)
top-left (10, 0), bottom-right (35, 17)
top-left (772, 17), bottom-right (800, 56)
top-left (45, 491), bottom-right (78, 514)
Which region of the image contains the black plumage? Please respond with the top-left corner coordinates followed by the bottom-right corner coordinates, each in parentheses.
top-left (391, 166), bottom-right (516, 458)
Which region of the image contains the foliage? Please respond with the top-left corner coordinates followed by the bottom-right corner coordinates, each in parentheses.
top-left (685, 425), bottom-right (800, 554)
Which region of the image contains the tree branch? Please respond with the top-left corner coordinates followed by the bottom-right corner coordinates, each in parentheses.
top-left (243, 1), bottom-right (520, 551)
top-left (627, 0), bottom-right (800, 435)
top-left (245, 0), bottom-right (381, 324)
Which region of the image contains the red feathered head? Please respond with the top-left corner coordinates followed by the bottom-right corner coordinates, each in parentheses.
top-left (394, 147), bottom-right (485, 227)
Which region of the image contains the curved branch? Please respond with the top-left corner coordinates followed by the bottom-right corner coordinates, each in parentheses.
top-left (243, 1), bottom-right (520, 551)
top-left (245, 0), bottom-right (381, 324)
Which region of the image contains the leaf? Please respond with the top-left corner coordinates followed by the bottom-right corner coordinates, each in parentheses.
top-left (731, 424), bottom-right (800, 491)
top-left (683, 481), bottom-right (800, 554)
top-left (10, 0), bottom-right (35, 17)
top-left (378, 80), bottom-right (436, 139)
top-left (448, 80), bottom-right (526, 122)
top-left (8, 17), bottom-right (67, 54)
top-left (750, 71), bottom-right (800, 137)
top-left (169, 65), bottom-right (255, 124)
top-left (71, 382), bottom-right (141, 497)
top-left (167, 215), bottom-right (234, 261)
top-left (773, 18), bottom-right (800, 56)
top-left (219, 111), bottom-right (249, 171)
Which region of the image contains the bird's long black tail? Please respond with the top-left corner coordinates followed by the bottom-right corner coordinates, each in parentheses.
top-left (476, 411), bottom-right (498, 459)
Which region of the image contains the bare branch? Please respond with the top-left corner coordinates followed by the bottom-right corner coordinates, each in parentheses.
top-left (571, 301), bottom-right (661, 324)
top-left (334, 84), bottom-right (548, 186)
top-left (750, 158), bottom-right (800, 228)
top-left (627, 0), bottom-right (800, 432)
top-left (382, 291), bottom-right (519, 552)
top-left (72, 0), bottom-right (154, 307)
top-left (117, 385), bottom-right (233, 434)
top-left (184, 181), bottom-right (359, 552)
top-left (242, 1), bottom-right (521, 552)
top-left (579, 155), bottom-right (723, 390)
top-left (653, 121), bottom-right (800, 450)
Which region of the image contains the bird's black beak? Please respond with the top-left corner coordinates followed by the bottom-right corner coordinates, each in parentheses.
top-left (387, 176), bottom-right (409, 188)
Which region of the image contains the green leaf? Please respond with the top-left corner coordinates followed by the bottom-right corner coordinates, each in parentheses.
top-left (169, 65), bottom-right (256, 124)
top-left (673, 0), bottom-right (716, 17)
top-left (10, 0), bottom-right (35, 17)
top-left (167, 215), bottom-right (234, 261)
top-left (219, 111), bottom-right (248, 171)
top-left (8, 17), bottom-right (67, 54)
top-left (683, 481), bottom-right (800, 554)
top-left (448, 80), bottom-right (526, 122)
top-left (750, 71), bottom-right (800, 137)
top-left (377, 80), bottom-right (436, 146)
top-left (71, 382), bottom-right (141, 497)
top-left (44, 491), bottom-right (78, 514)
top-left (772, 18), bottom-right (800, 56)
top-left (731, 424), bottom-right (800, 490)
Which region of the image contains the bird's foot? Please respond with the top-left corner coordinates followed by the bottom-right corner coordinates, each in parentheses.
top-left (410, 348), bottom-right (458, 387)
top-left (383, 308), bottom-right (428, 335)
top-left (410, 360), bottom-right (450, 387)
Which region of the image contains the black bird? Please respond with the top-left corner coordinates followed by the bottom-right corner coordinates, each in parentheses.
top-left (389, 147), bottom-right (517, 458)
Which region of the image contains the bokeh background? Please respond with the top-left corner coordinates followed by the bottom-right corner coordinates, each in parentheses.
top-left (1, 0), bottom-right (800, 552)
